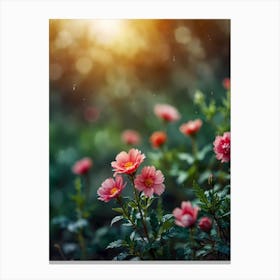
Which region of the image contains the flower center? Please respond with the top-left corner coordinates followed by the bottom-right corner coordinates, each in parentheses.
top-left (145, 178), bottom-right (154, 187)
top-left (110, 187), bottom-right (119, 196)
top-left (124, 161), bottom-right (133, 168)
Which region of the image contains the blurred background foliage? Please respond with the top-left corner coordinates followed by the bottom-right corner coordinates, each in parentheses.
top-left (49, 19), bottom-right (230, 260)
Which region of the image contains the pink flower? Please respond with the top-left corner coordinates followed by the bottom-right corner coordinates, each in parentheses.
top-left (172, 201), bottom-right (199, 228)
top-left (149, 131), bottom-right (167, 149)
top-left (180, 119), bottom-right (203, 136)
top-left (72, 157), bottom-right (93, 175)
top-left (121, 130), bottom-right (141, 145)
top-left (198, 217), bottom-right (212, 232)
top-left (111, 148), bottom-right (145, 176)
top-left (213, 132), bottom-right (230, 163)
top-left (134, 166), bottom-right (165, 197)
top-left (97, 176), bottom-right (126, 202)
top-left (154, 104), bottom-right (180, 122)
top-left (223, 78), bottom-right (230, 90)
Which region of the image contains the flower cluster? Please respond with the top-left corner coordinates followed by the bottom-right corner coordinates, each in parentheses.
top-left (68, 79), bottom-right (230, 261)
top-left (98, 148), bottom-right (165, 201)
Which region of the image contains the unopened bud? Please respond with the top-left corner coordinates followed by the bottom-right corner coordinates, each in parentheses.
top-left (208, 173), bottom-right (214, 187)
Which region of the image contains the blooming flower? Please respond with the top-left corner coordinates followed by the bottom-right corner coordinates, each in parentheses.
top-left (149, 131), bottom-right (167, 148)
top-left (198, 217), bottom-right (212, 232)
top-left (121, 129), bottom-right (141, 145)
top-left (111, 148), bottom-right (145, 176)
top-left (134, 166), bottom-right (165, 197)
top-left (179, 119), bottom-right (202, 136)
top-left (223, 77), bottom-right (230, 90)
top-left (97, 175), bottom-right (126, 202)
top-left (72, 157), bottom-right (93, 175)
top-left (172, 201), bottom-right (199, 228)
top-left (213, 132), bottom-right (230, 163)
top-left (154, 104), bottom-right (180, 122)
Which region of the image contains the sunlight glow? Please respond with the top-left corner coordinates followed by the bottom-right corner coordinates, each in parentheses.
top-left (90, 20), bottom-right (124, 45)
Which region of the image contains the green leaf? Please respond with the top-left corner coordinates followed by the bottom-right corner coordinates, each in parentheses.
top-left (178, 153), bottom-right (194, 164)
top-left (128, 201), bottom-right (138, 209)
top-left (162, 214), bottom-right (173, 223)
top-left (193, 181), bottom-right (209, 207)
top-left (112, 207), bottom-right (124, 214)
top-left (130, 231), bottom-right (136, 241)
top-left (122, 222), bottom-right (133, 227)
top-left (110, 215), bottom-right (123, 226)
top-left (197, 144), bottom-right (212, 161)
top-left (177, 171), bottom-right (189, 184)
top-left (113, 252), bottom-right (129, 260)
top-left (106, 240), bottom-right (127, 249)
top-left (150, 210), bottom-right (159, 236)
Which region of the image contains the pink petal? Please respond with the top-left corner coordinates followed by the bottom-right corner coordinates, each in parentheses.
top-left (173, 208), bottom-right (183, 219)
top-left (153, 183), bottom-right (165, 195)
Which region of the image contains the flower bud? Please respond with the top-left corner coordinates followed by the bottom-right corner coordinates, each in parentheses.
top-left (198, 217), bottom-right (212, 232)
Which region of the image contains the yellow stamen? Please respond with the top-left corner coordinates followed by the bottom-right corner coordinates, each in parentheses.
top-left (145, 178), bottom-right (154, 187)
top-left (124, 161), bottom-right (133, 168)
top-left (110, 187), bottom-right (119, 195)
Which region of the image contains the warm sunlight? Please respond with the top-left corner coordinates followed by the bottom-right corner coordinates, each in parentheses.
top-left (89, 19), bottom-right (125, 45)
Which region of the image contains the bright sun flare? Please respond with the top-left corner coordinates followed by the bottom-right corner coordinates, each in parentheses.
top-left (90, 20), bottom-right (124, 45)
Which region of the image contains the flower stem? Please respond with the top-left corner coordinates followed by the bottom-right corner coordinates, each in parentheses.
top-left (133, 188), bottom-right (150, 242)
top-left (116, 196), bottom-right (140, 233)
top-left (129, 174), bottom-right (156, 259)
top-left (77, 229), bottom-right (87, 260)
top-left (189, 227), bottom-right (196, 260)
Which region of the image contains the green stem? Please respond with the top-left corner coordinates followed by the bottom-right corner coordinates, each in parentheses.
top-left (129, 174), bottom-right (156, 259)
top-left (116, 196), bottom-right (142, 235)
top-left (133, 188), bottom-right (150, 242)
top-left (189, 227), bottom-right (196, 260)
top-left (77, 229), bottom-right (87, 260)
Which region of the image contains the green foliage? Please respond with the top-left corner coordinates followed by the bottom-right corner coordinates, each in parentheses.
top-left (110, 216), bottom-right (123, 226)
top-left (106, 240), bottom-right (128, 249)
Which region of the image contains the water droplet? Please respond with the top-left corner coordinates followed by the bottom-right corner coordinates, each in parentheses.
top-left (72, 83), bottom-right (77, 91)
top-left (172, 55), bottom-right (176, 62)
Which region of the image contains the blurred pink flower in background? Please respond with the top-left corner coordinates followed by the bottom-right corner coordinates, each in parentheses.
top-left (134, 166), bottom-right (165, 197)
top-left (149, 131), bottom-right (167, 149)
top-left (154, 103), bottom-right (181, 122)
top-left (223, 78), bottom-right (230, 90)
top-left (198, 217), bottom-right (212, 232)
top-left (72, 157), bottom-right (93, 175)
top-left (179, 119), bottom-right (202, 136)
top-left (97, 176), bottom-right (126, 202)
top-left (213, 132), bottom-right (230, 163)
top-left (111, 148), bottom-right (145, 176)
top-left (83, 106), bottom-right (100, 122)
top-left (173, 201), bottom-right (199, 228)
top-left (121, 129), bottom-right (141, 145)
